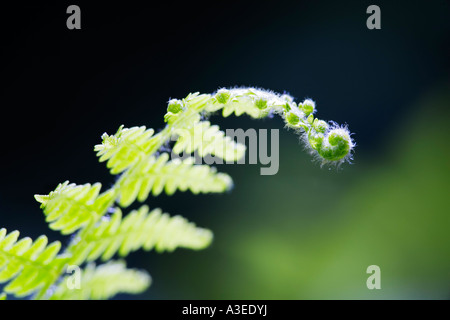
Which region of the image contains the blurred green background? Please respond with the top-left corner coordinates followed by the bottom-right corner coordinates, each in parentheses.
top-left (1, 1), bottom-right (449, 299)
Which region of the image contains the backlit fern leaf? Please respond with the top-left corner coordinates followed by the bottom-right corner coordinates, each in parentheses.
top-left (116, 153), bottom-right (232, 207)
top-left (94, 125), bottom-right (158, 174)
top-left (49, 261), bottom-right (150, 300)
top-left (173, 120), bottom-right (246, 161)
top-left (68, 205), bottom-right (213, 265)
top-left (221, 97), bottom-right (263, 118)
top-left (34, 181), bottom-right (115, 235)
top-left (0, 228), bottom-right (69, 298)
top-left (206, 88), bottom-right (288, 118)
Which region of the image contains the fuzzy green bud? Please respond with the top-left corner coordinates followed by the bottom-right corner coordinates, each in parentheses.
top-left (300, 99), bottom-right (315, 116)
top-left (317, 128), bottom-right (353, 162)
top-left (286, 112), bottom-right (300, 125)
top-left (255, 98), bottom-right (268, 110)
top-left (167, 99), bottom-right (184, 114)
top-left (313, 119), bottom-right (328, 133)
top-left (215, 89), bottom-right (231, 104)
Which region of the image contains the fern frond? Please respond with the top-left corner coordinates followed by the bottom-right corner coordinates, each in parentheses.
top-left (222, 96), bottom-right (264, 118)
top-left (165, 88), bottom-right (355, 165)
top-left (164, 93), bottom-right (216, 134)
top-left (94, 125), bottom-right (160, 174)
top-left (205, 88), bottom-right (286, 118)
top-left (24, 86), bottom-right (354, 300)
top-left (67, 205), bottom-right (213, 265)
top-left (49, 261), bottom-right (150, 300)
top-left (0, 228), bottom-right (69, 298)
top-left (34, 181), bottom-right (115, 235)
top-left (116, 153), bottom-right (232, 207)
top-left (173, 120), bottom-right (246, 161)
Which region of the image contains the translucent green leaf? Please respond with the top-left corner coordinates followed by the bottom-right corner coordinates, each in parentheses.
top-left (94, 125), bottom-right (157, 174)
top-left (117, 153), bottom-right (232, 207)
top-left (0, 229), bottom-right (68, 298)
top-left (49, 261), bottom-right (151, 300)
top-left (34, 181), bottom-right (114, 234)
top-left (67, 205), bottom-right (213, 266)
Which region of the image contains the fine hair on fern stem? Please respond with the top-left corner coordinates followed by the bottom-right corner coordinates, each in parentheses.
top-left (164, 88), bottom-right (354, 168)
top-left (0, 87), bottom-right (354, 300)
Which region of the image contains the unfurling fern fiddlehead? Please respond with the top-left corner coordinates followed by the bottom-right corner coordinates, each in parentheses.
top-left (0, 87), bottom-right (354, 300)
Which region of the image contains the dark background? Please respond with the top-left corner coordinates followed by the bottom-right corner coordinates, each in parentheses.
top-left (0, 1), bottom-right (449, 299)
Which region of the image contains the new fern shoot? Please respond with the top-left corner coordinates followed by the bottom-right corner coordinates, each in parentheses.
top-left (0, 87), bottom-right (354, 300)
